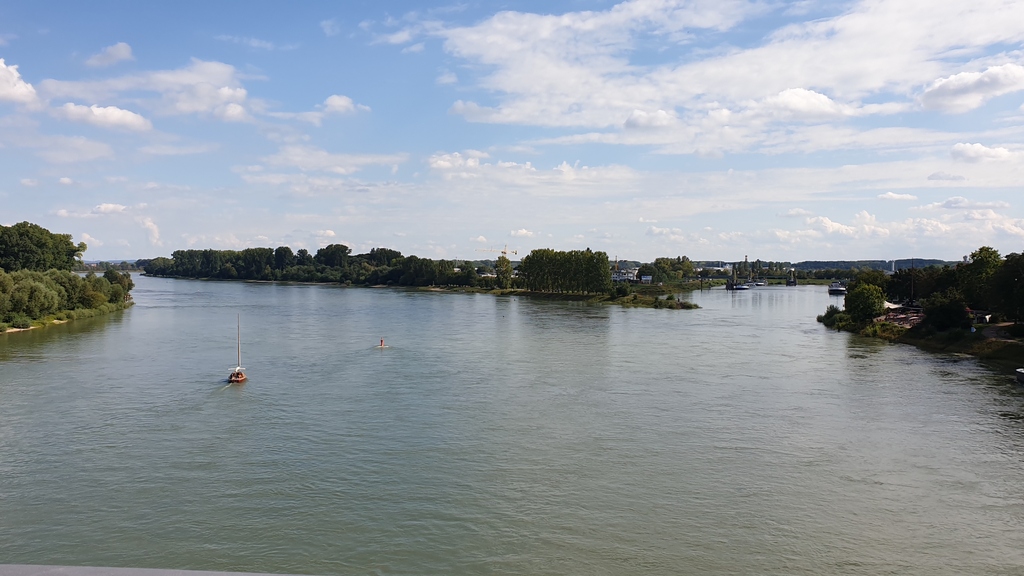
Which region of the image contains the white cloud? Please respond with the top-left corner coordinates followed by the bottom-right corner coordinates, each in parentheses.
top-left (215, 35), bottom-right (296, 51)
top-left (35, 136), bottom-right (114, 163)
top-left (920, 64), bottom-right (1024, 113)
top-left (877, 192), bottom-right (917, 200)
top-left (0, 33), bottom-right (16, 46)
top-left (951, 142), bottom-right (1021, 162)
top-left (264, 145), bottom-right (407, 175)
top-left (137, 216), bottom-right (162, 245)
top-left (95, 203), bottom-right (127, 213)
top-left (0, 58), bottom-right (39, 105)
top-left (85, 42), bottom-right (134, 67)
top-left (59, 177), bottom-right (74, 185)
top-left (921, 196), bottom-right (1010, 210)
top-left (780, 208), bottom-right (813, 217)
top-left (470, 235), bottom-right (487, 243)
top-left (927, 171), bottom-right (966, 181)
top-left (267, 94), bottom-right (370, 126)
top-left (401, 42), bottom-right (425, 54)
top-left (321, 20), bottom-right (340, 37)
top-left (436, 71), bottom-right (458, 85)
top-left (40, 58), bottom-right (251, 121)
top-left (510, 228), bottom-right (534, 237)
top-left (638, 217), bottom-right (657, 223)
top-left (57, 102), bottom-right (152, 131)
top-left (80, 232), bottom-right (102, 247)
top-left (20, 178), bottom-right (37, 187)
top-left (139, 143), bottom-right (218, 155)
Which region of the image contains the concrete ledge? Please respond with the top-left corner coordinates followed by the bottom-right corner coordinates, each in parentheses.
top-left (0, 567), bottom-right (299, 576)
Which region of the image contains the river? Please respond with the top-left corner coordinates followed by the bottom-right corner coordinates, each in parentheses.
top-left (1, 276), bottom-right (1022, 575)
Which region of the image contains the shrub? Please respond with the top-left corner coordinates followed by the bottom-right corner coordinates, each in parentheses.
top-left (10, 315), bottom-right (32, 329)
top-left (0, 322), bottom-right (7, 332)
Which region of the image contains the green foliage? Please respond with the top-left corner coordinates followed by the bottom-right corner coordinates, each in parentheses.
top-left (851, 269), bottom-right (888, 292)
top-left (816, 304), bottom-right (842, 323)
top-left (0, 221), bottom-right (86, 272)
top-left (494, 255), bottom-right (513, 290)
top-left (516, 248), bottom-right (611, 294)
top-left (859, 321), bottom-right (906, 341)
top-left (922, 291), bottom-right (971, 331)
top-left (844, 283), bottom-right (885, 321)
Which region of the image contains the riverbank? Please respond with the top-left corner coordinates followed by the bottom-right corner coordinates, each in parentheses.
top-left (0, 301), bottom-right (134, 334)
top-left (897, 325), bottom-right (1024, 374)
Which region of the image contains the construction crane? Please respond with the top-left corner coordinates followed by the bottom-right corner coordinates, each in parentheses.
top-left (476, 244), bottom-right (518, 258)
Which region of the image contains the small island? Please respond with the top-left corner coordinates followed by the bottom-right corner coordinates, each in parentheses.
top-left (140, 244), bottom-right (702, 310)
top-left (0, 221), bottom-right (135, 333)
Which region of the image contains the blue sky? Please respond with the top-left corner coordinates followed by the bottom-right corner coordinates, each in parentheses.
top-left (2, 0), bottom-right (1023, 262)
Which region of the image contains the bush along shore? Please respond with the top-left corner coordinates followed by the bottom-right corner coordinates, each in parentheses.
top-left (0, 269), bottom-right (135, 333)
top-left (816, 245), bottom-right (1024, 372)
top-left (0, 221), bottom-right (135, 333)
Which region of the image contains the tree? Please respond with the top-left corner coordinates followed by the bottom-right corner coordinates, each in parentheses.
top-left (0, 221), bottom-right (86, 272)
top-left (495, 255), bottom-right (513, 289)
top-left (923, 290), bottom-right (971, 331)
top-left (314, 244), bottom-right (351, 268)
top-left (991, 252), bottom-right (1024, 322)
top-left (274, 246), bottom-right (295, 270)
top-left (852, 269), bottom-right (888, 292)
top-left (844, 283), bottom-right (885, 322)
top-left (957, 246), bottom-right (1001, 310)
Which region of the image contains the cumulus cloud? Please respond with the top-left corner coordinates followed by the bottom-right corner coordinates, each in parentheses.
top-left (59, 177), bottom-right (74, 185)
top-left (137, 216), bottom-right (161, 245)
top-left (20, 178), bottom-right (37, 187)
top-left (57, 102), bottom-right (153, 131)
top-left (40, 58), bottom-right (251, 121)
top-left (470, 235), bottom-right (487, 243)
top-left (436, 71), bottom-right (458, 85)
top-left (950, 142), bottom-right (1020, 162)
top-left (85, 42), bottom-right (134, 67)
top-left (877, 192), bottom-right (917, 200)
top-left (80, 232), bottom-right (102, 247)
top-left (510, 228), bottom-right (534, 237)
top-left (624, 109), bottom-right (678, 129)
top-left (95, 203), bottom-right (127, 213)
top-left (401, 43), bottom-right (425, 54)
top-left (920, 63), bottom-right (1024, 113)
top-left (0, 58), bottom-right (39, 105)
top-left (268, 94), bottom-right (370, 126)
top-left (780, 208), bottom-right (813, 217)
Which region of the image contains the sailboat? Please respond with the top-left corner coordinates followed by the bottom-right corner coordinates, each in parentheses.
top-left (228, 314), bottom-right (247, 384)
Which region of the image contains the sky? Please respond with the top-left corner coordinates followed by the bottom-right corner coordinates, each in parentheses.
top-left (1, 0), bottom-right (1023, 263)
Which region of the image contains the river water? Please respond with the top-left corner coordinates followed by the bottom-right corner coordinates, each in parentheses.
top-left (1, 276), bottom-right (1022, 575)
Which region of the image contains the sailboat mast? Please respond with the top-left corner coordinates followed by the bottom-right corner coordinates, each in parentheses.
top-left (237, 314), bottom-right (241, 367)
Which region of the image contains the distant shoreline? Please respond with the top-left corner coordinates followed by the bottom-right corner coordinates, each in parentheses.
top-left (141, 274), bottom-right (703, 309)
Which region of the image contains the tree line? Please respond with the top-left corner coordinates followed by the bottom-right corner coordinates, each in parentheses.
top-left (0, 221), bottom-right (135, 331)
top-left (140, 245), bottom-right (491, 287)
top-left (143, 244), bottom-right (615, 295)
top-left (821, 246), bottom-right (1024, 331)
